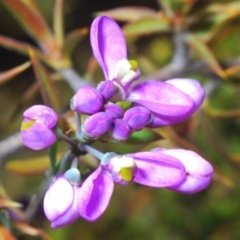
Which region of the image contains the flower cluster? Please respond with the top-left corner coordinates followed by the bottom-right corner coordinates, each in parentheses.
top-left (44, 149), bottom-right (213, 228)
top-left (70, 16), bottom-right (205, 141)
top-left (20, 16), bottom-right (214, 229)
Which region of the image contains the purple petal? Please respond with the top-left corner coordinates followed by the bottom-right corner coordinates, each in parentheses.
top-left (78, 167), bottom-right (114, 222)
top-left (146, 112), bottom-right (191, 128)
top-left (21, 120), bottom-right (56, 150)
top-left (51, 187), bottom-right (80, 228)
top-left (126, 80), bottom-right (194, 117)
top-left (23, 105), bottom-right (58, 128)
top-left (166, 79), bottom-right (205, 108)
top-left (90, 16), bottom-right (127, 80)
top-left (104, 102), bottom-right (124, 119)
top-left (126, 152), bottom-right (185, 187)
top-left (167, 175), bottom-right (212, 194)
top-left (123, 106), bottom-right (151, 131)
top-left (159, 148), bottom-right (214, 177)
top-left (71, 86), bottom-right (103, 114)
top-left (152, 148), bottom-right (214, 193)
top-left (44, 175), bottom-right (74, 222)
top-left (110, 118), bottom-right (130, 142)
top-left (97, 81), bottom-right (116, 101)
top-left (83, 112), bottom-right (112, 137)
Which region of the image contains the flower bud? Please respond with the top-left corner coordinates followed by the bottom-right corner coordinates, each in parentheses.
top-left (83, 112), bottom-right (112, 138)
top-left (21, 105), bottom-right (57, 150)
top-left (123, 106), bottom-right (151, 131)
top-left (110, 119), bottom-right (130, 142)
top-left (97, 81), bottom-right (116, 101)
top-left (104, 102), bottom-right (124, 119)
top-left (43, 175), bottom-right (80, 228)
top-left (64, 168), bottom-right (81, 186)
top-left (70, 86), bottom-right (103, 114)
top-left (151, 148), bottom-right (214, 194)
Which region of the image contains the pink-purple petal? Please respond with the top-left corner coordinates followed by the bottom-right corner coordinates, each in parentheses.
top-left (44, 176), bottom-right (74, 222)
top-left (127, 152), bottom-right (185, 187)
top-left (90, 16), bottom-right (127, 80)
top-left (159, 149), bottom-right (214, 177)
top-left (78, 166), bottom-right (114, 222)
top-left (21, 120), bottom-right (56, 150)
top-left (23, 105), bottom-right (58, 128)
top-left (51, 187), bottom-right (80, 228)
top-left (126, 80), bottom-right (194, 117)
top-left (167, 175), bottom-right (212, 194)
top-left (166, 79), bottom-right (205, 108)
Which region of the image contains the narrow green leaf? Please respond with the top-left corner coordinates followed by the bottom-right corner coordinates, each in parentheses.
top-left (159, 0), bottom-right (195, 15)
top-left (0, 61), bottom-right (30, 85)
top-left (183, 33), bottom-right (228, 79)
top-left (6, 156), bottom-right (52, 175)
top-left (48, 141), bottom-right (58, 174)
top-left (53, 0), bottom-right (64, 48)
top-left (195, 2), bottom-right (240, 41)
top-left (8, 82), bottom-right (38, 123)
top-left (0, 35), bottom-right (58, 69)
top-left (96, 7), bottom-right (158, 22)
top-left (1, 0), bottom-right (57, 54)
top-left (123, 17), bottom-right (171, 37)
top-left (29, 48), bottom-right (62, 112)
top-left (5, 153), bottom-right (62, 176)
top-left (63, 28), bottom-right (88, 57)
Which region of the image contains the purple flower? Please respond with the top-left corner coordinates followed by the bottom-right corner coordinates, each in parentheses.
top-left (77, 166), bottom-right (114, 222)
top-left (71, 86), bottom-right (103, 114)
top-left (126, 79), bottom-right (205, 127)
top-left (44, 174), bottom-right (80, 228)
top-left (90, 16), bottom-right (205, 126)
top-left (21, 105), bottom-right (58, 150)
top-left (151, 148), bottom-right (214, 193)
top-left (77, 150), bottom-right (186, 221)
top-left (91, 16), bottom-right (140, 99)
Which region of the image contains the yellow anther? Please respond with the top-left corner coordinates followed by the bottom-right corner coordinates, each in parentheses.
top-left (21, 119), bottom-right (35, 131)
top-left (119, 166), bottom-right (133, 182)
top-left (129, 60), bottom-right (138, 71)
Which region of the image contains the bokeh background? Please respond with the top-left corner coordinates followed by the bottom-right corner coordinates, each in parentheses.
top-left (1, 0), bottom-right (240, 239)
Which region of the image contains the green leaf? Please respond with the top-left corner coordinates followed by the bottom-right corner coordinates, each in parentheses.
top-left (0, 35), bottom-right (59, 69)
top-left (53, 0), bottom-right (64, 48)
top-left (96, 7), bottom-right (158, 22)
top-left (159, 0), bottom-right (195, 16)
top-left (0, 61), bottom-right (30, 85)
top-left (1, 0), bottom-right (57, 54)
top-left (48, 141), bottom-right (58, 174)
top-left (29, 48), bottom-right (62, 112)
top-left (129, 128), bottom-right (159, 143)
top-left (63, 28), bottom-right (88, 57)
top-left (183, 33), bottom-right (228, 80)
top-left (123, 17), bottom-right (171, 37)
top-left (5, 153), bottom-right (62, 176)
top-left (195, 2), bottom-right (240, 41)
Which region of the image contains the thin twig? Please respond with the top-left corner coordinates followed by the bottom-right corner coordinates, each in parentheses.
top-left (59, 68), bottom-right (95, 92)
top-left (0, 132), bottom-right (23, 167)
